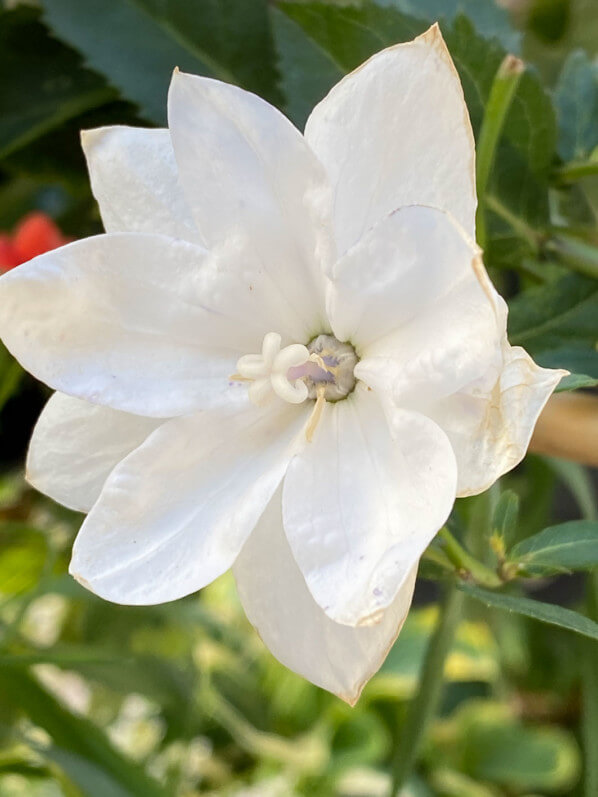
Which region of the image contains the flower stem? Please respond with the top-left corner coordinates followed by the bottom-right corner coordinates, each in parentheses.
top-left (544, 233), bottom-right (598, 280)
top-left (388, 580), bottom-right (464, 795)
top-left (556, 158), bottom-right (598, 184)
top-left (484, 193), bottom-right (542, 253)
top-left (476, 54), bottom-right (525, 250)
top-left (438, 527), bottom-right (503, 588)
top-left (582, 572), bottom-right (598, 797)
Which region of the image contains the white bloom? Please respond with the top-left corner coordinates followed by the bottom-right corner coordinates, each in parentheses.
top-left (0, 25), bottom-right (564, 703)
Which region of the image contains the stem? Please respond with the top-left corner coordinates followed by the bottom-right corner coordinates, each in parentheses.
top-left (544, 233), bottom-right (598, 280)
top-left (388, 581), bottom-right (464, 795)
top-left (0, 358), bottom-right (23, 414)
top-left (476, 55), bottom-right (525, 250)
top-left (556, 159), bottom-right (598, 184)
top-left (439, 527), bottom-right (503, 588)
top-left (484, 193), bottom-right (542, 253)
top-left (583, 573), bottom-right (598, 797)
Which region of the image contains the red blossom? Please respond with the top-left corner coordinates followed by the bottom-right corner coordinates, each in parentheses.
top-left (0, 212), bottom-right (69, 272)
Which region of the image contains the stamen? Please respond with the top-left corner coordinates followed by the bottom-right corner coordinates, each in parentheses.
top-left (306, 385), bottom-right (327, 442)
top-left (235, 332), bottom-right (358, 411)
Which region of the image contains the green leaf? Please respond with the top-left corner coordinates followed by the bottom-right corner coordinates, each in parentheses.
top-left (270, 7), bottom-right (344, 129)
top-left (30, 743), bottom-right (134, 797)
top-left (0, 7), bottom-right (115, 159)
top-left (434, 700), bottom-right (580, 792)
top-left (273, 3), bottom-right (556, 265)
top-left (0, 524), bottom-right (47, 597)
top-left (543, 457), bottom-right (597, 521)
top-left (0, 666), bottom-right (167, 797)
top-left (442, 16), bottom-right (556, 177)
top-left (41, 0), bottom-right (280, 125)
top-left (508, 273), bottom-right (598, 377)
top-left (556, 372), bottom-right (598, 391)
top-left (491, 490), bottom-right (520, 547)
top-left (375, 0), bottom-right (521, 52)
top-left (0, 345), bottom-right (24, 415)
top-left (273, 0), bottom-right (425, 126)
top-left (459, 582), bottom-right (598, 641)
top-left (274, 4), bottom-right (555, 166)
top-left (554, 50), bottom-right (598, 162)
top-left (508, 520), bottom-right (598, 573)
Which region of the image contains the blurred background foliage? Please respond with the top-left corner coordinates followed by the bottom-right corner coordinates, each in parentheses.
top-left (0, 0), bottom-right (598, 795)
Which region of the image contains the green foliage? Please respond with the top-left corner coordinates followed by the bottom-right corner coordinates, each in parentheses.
top-left (554, 50), bottom-right (598, 162)
top-left (460, 582), bottom-right (598, 642)
top-left (377, 0), bottom-right (520, 52)
top-left (0, 667), bottom-right (167, 796)
top-left (509, 520), bottom-right (598, 574)
top-left (0, 7), bottom-right (115, 160)
top-left (431, 700), bottom-right (580, 793)
top-left (40, 0), bottom-right (280, 125)
top-left (509, 272), bottom-right (598, 383)
top-left (0, 0), bottom-right (597, 794)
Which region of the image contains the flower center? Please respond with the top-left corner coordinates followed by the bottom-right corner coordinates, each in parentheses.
top-left (302, 334), bottom-right (358, 401)
top-left (235, 332), bottom-right (358, 407)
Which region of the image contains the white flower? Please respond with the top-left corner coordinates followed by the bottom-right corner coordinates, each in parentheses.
top-left (0, 25), bottom-right (564, 703)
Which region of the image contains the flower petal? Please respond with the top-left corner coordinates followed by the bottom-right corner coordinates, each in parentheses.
top-left (0, 233), bottom-right (257, 417)
top-left (305, 24), bottom-right (476, 253)
top-left (234, 490), bottom-right (417, 704)
top-left (423, 344), bottom-right (567, 496)
top-left (348, 210), bottom-right (503, 409)
top-left (81, 126), bottom-right (203, 244)
top-left (167, 70), bottom-right (334, 337)
top-left (282, 386), bottom-right (457, 627)
top-left (328, 205), bottom-right (484, 350)
top-left (70, 401), bottom-right (310, 604)
top-left (27, 393), bottom-right (163, 513)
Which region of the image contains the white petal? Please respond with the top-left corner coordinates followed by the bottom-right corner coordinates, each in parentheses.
top-left (350, 211), bottom-right (504, 409)
top-left (81, 126), bottom-right (203, 244)
top-left (305, 24), bottom-right (476, 253)
top-left (27, 393), bottom-right (163, 513)
top-left (70, 401), bottom-right (310, 605)
top-left (234, 491), bottom-right (417, 704)
top-left (282, 386), bottom-right (457, 627)
top-left (0, 233), bottom-right (255, 417)
top-left (328, 205), bottom-right (484, 350)
top-left (424, 344), bottom-right (567, 496)
top-left (167, 70), bottom-right (334, 338)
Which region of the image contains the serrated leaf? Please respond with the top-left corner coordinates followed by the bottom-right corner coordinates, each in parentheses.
top-left (459, 582), bottom-right (598, 641)
top-left (0, 7), bottom-right (115, 159)
top-left (554, 50), bottom-right (598, 162)
top-left (509, 520), bottom-right (598, 573)
top-left (41, 0), bottom-right (280, 125)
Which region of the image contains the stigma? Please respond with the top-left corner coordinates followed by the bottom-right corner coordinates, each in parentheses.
top-left (235, 332), bottom-right (358, 408)
top-left (235, 332), bottom-right (310, 405)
